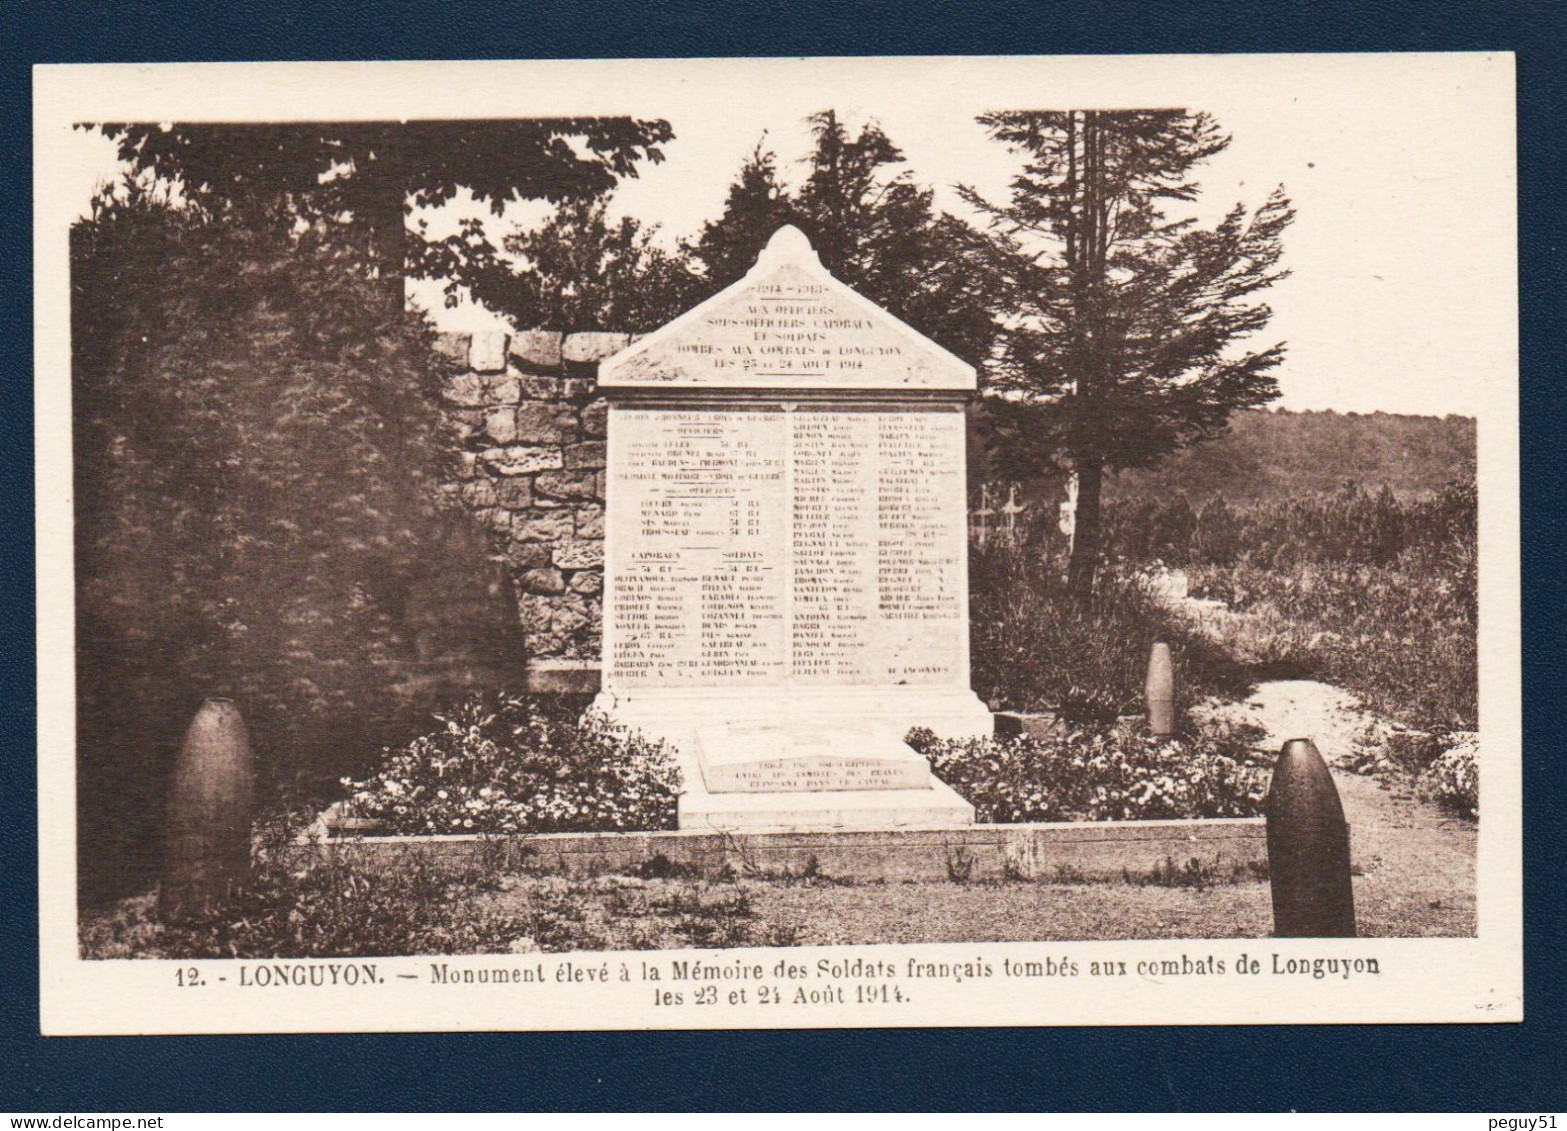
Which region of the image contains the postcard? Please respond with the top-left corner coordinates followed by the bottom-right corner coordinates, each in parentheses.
top-left (35, 53), bottom-right (1519, 1033)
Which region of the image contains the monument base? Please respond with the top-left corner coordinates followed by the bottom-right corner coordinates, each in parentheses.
top-left (593, 685), bottom-right (989, 832)
top-left (677, 776), bottom-right (976, 833)
top-left (595, 685), bottom-right (994, 749)
top-left (694, 722), bottom-right (935, 793)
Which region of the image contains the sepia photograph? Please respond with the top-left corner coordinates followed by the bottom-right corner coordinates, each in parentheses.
top-left (33, 53), bottom-right (1520, 1033)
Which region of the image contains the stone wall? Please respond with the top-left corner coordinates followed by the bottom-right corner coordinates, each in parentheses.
top-left (434, 329), bottom-right (633, 684)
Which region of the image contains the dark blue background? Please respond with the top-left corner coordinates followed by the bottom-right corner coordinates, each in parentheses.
top-left (4, 0), bottom-right (1563, 1112)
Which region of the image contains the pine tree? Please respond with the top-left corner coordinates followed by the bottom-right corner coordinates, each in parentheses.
top-left (965, 109), bottom-right (1295, 599)
top-left (686, 141), bottom-right (795, 290)
top-left (690, 116), bottom-right (1005, 367)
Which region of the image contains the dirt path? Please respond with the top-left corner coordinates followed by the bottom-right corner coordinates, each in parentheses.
top-left (1208, 679), bottom-right (1476, 936)
top-left (1148, 566), bottom-right (1477, 934)
top-left (744, 677), bottom-right (1475, 943)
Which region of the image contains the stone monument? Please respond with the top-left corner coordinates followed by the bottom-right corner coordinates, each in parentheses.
top-left (594, 226), bottom-right (993, 831)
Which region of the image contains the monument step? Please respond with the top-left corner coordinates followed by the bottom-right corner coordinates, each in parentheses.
top-left (676, 776), bottom-right (975, 833)
top-left (297, 816), bottom-right (1268, 885)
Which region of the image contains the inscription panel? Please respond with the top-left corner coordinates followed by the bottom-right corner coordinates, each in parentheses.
top-left (607, 408), bottom-right (788, 687)
top-left (695, 724), bottom-right (933, 793)
top-left (790, 407), bottom-right (965, 686)
top-left (607, 405), bottom-right (967, 689)
top-left (708, 758), bottom-right (928, 793)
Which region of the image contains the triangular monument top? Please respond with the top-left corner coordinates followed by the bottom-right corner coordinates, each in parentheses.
top-left (599, 224), bottom-right (975, 391)
top-left (754, 223), bottom-right (819, 266)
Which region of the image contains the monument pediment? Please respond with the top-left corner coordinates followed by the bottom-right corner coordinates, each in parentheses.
top-left (599, 226), bottom-right (975, 391)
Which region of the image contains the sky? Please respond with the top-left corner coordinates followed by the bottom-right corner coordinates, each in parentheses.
top-left (55, 54), bottom-right (1515, 418)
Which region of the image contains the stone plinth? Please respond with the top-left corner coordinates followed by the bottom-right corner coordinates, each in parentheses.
top-left (676, 779), bottom-right (977, 834)
top-left (696, 723), bottom-right (930, 793)
top-left (301, 818), bottom-right (1270, 884)
top-left (595, 226), bottom-right (991, 831)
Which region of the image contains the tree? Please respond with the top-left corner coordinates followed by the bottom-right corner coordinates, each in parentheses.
top-left (965, 110), bottom-right (1295, 599)
top-left (462, 197), bottom-right (701, 332)
top-left (72, 185), bottom-right (516, 902)
top-left (689, 113), bottom-right (1007, 367)
top-left (687, 141), bottom-right (796, 291)
top-left (90, 119), bottom-right (674, 307)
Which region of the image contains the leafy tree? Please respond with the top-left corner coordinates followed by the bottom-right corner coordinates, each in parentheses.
top-left (72, 185), bottom-right (516, 902)
top-left (965, 109), bottom-right (1295, 598)
top-left (90, 119), bottom-right (674, 307)
top-left (462, 197), bottom-right (700, 332)
top-left (690, 113), bottom-right (1006, 367)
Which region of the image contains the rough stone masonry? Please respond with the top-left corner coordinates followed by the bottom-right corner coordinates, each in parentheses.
top-left (434, 328), bottom-right (632, 684)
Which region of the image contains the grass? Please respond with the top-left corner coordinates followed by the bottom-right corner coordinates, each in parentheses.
top-left (969, 544), bottom-right (1252, 719)
top-left (81, 856), bottom-right (1281, 958)
top-left (1188, 552), bottom-right (1476, 732)
top-left (749, 869), bottom-right (1471, 943)
top-left (110, 865), bottom-right (1467, 948)
top-left (80, 819), bottom-right (795, 959)
top-left (516, 875), bottom-right (799, 952)
top-left (81, 849), bottom-right (532, 960)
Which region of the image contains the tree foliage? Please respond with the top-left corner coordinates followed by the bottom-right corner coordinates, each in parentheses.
top-left (72, 185), bottom-right (515, 902)
top-left (460, 197), bottom-right (701, 332)
top-left (965, 109), bottom-right (1295, 596)
top-left (91, 119), bottom-right (674, 304)
top-left (686, 142), bottom-right (796, 291)
top-left (367, 111), bottom-right (1005, 360)
top-left (688, 113), bottom-right (1006, 367)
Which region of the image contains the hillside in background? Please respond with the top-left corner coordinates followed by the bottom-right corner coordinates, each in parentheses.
top-left (973, 407), bottom-right (1477, 506)
top-left (1108, 409), bottom-right (1476, 504)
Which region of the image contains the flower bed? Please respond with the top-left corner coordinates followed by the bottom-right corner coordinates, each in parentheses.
top-left (1420, 736), bottom-right (1478, 819)
top-left (907, 718), bottom-right (1271, 824)
top-left (1345, 723), bottom-right (1479, 822)
top-left (341, 694), bottom-right (682, 835)
top-left (338, 694), bottom-right (1271, 840)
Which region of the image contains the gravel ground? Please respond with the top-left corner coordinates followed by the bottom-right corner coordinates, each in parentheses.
top-left (740, 677), bottom-right (1476, 944)
top-left (1225, 679), bottom-right (1475, 937)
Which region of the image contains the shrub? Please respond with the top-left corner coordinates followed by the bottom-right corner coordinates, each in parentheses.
top-left (907, 718), bottom-right (1271, 823)
top-left (342, 694), bottom-right (682, 835)
top-left (81, 815), bottom-right (536, 959)
top-left (1185, 541), bottom-right (1477, 731)
top-left (1104, 479), bottom-right (1476, 570)
top-left (72, 187), bottom-right (518, 903)
top-left (969, 545), bottom-right (1252, 719)
top-left (1418, 735), bottom-right (1479, 819)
